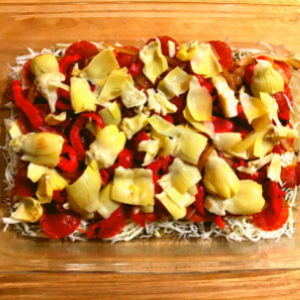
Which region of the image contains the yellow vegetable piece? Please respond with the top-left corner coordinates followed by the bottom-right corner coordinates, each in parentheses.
top-left (157, 67), bottom-right (192, 99)
top-left (250, 59), bottom-right (284, 97)
top-left (267, 153), bottom-right (282, 185)
top-left (139, 39), bottom-right (168, 83)
top-left (190, 43), bottom-right (222, 77)
top-left (27, 163), bottom-right (47, 183)
top-left (169, 158), bottom-right (201, 195)
top-left (237, 153), bottom-right (273, 175)
top-left (138, 139), bottom-right (160, 166)
top-left (86, 125), bottom-right (126, 169)
top-left (70, 77), bottom-right (97, 114)
top-left (98, 182), bottom-right (121, 219)
top-left (260, 92), bottom-right (280, 126)
top-left (85, 119), bottom-right (102, 138)
top-left (141, 206), bottom-right (154, 213)
top-left (156, 192), bottom-right (186, 220)
top-left (204, 180), bottom-right (265, 216)
top-left (273, 125), bottom-right (298, 141)
top-left (80, 49), bottom-right (119, 82)
top-left (97, 69), bottom-right (128, 105)
top-left (187, 76), bottom-right (212, 121)
top-left (30, 54), bottom-right (59, 77)
top-left (120, 113), bottom-right (148, 140)
top-left (176, 42), bottom-right (198, 61)
top-left (213, 133), bottom-right (242, 151)
top-left (176, 125), bottom-right (208, 165)
top-left (203, 151), bottom-right (240, 199)
top-left (148, 114), bottom-right (177, 137)
top-left (168, 40), bottom-right (176, 58)
top-left (66, 160), bottom-right (101, 215)
top-left (10, 132), bottom-right (64, 167)
top-left (253, 127), bottom-right (274, 158)
top-left (231, 131), bottom-right (259, 159)
top-left (111, 167), bottom-right (154, 206)
top-left (98, 102), bottom-right (122, 126)
top-left (211, 75), bottom-right (238, 118)
top-left (11, 197), bottom-right (43, 223)
top-left (121, 79), bottom-right (147, 108)
top-left (34, 72), bottom-right (68, 113)
top-left (44, 112), bottom-right (67, 126)
top-left (3, 119), bottom-right (23, 139)
top-left (146, 90), bottom-right (177, 116)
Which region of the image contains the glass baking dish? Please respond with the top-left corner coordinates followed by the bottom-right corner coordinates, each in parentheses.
top-left (1, 0), bottom-right (300, 274)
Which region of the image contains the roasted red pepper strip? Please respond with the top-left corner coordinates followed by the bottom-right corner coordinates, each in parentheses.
top-left (186, 206), bottom-right (207, 223)
top-left (263, 180), bottom-right (286, 215)
top-left (59, 54), bottom-right (82, 77)
top-left (22, 60), bottom-right (35, 86)
top-left (211, 116), bottom-right (235, 133)
top-left (193, 186), bottom-right (206, 217)
top-left (87, 205), bottom-right (125, 239)
top-left (107, 149), bottom-right (134, 175)
top-left (281, 164), bottom-right (298, 189)
top-left (130, 206), bottom-right (146, 228)
top-left (18, 111), bottom-right (32, 134)
top-left (209, 41), bottom-right (233, 70)
top-left (99, 169), bottom-right (110, 186)
top-left (128, 60), bottom-right (144, 78)
top-left (12, 165), bottom-right (37, 197)
top-left (57, 144), bottom-right (79, 173)
top-left (52, 190), bottom-right (66, 203)
top-left (70, 112), bottom-right (105, 161)
top-left (65, 41), bottom-right (99, 58)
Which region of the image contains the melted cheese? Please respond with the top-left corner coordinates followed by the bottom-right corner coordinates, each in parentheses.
top-left (157, 67), bottom-right (192, 99)
top-left (139, 39), bottom-right (168, 83)
top-left (70, 77), bottom-right (97, 114)
top-left (186, 76), bottom-right (212, 121)
top-left (44, 112), bottom-right (67, 126)
top-left (80, 49), bottom-right (119, 82)
top-left (212, 75), bottom-right (238, 118)
top-left (190, 43), bottom-right (222, 77)
top-left (267, 153), bottom-right (282, 185)
top-left (86, 125), bottom-right (126, 169)
top-left (120, 113), bottom-right (148, 140)
top-left (204, 180), bottom-right (265, 216)
top-left (111, 167), bottom-right (154, 206)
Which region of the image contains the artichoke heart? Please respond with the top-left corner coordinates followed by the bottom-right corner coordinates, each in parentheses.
top-left (120, 113), bottom-right (148, 140)
top-left (66, 160), bottom-right (101, 215)
top-left (11, 197), bottom-right (43, 223)
top-left (157, 67), bottom-right (192, 99)
top-left (44, 112), bottom-right (67, 126)
top-left (211, 75), bottom-right (238, 118)
top-left (9, 132), bottom-right (64, 167)
top-left (267, 153), bottom-right (282, 185)
top-left (138, 139), bottom-right (160, 166)
top-left (190, 43), bottom-right (222, 77)
top-left (203, 151), bottom-right (240, 199)
top-left (121, 79), bottom-right (147, 108)
top-left (98, 101), bottom-right (122, 126)
top-left (86, 125), bottom-right (126, 169)
top-left (4, 119), bottom-right (23, 139)
top-left (186, 76), bottom-right (212, 121)
top-left (148, 114), bottom-right (177, 137)
top-left (80, 49), bottom-right (119, 82)
top-left (139, 39), bottom-right (168, 83)
top-left (176, 41), bottom-right (199, 61)
top-left (250, 59), bottom-right (284, 97)
top-left (213, 132), bottom-right (242, 151)
top-left (204, 180), bottom-right (265, 216)
top-left (98, 181), bottom-right (121, 219)
top-left (30, 54), bottom-right (59, 77)
top-left (70, 77), bottom-right (97, 114)
top-left (111, 167), bottom-right (154, 206)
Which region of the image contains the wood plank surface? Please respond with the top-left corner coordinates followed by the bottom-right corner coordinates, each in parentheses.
top-left (1, 0), bottom-right (300, 299)
top-left (0, 270), bottom-right (300, 299)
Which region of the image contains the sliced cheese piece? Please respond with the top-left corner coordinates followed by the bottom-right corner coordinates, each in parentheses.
top-left (203, 151), bottom-right (240, 199)
top-left (169, 158), bottom-right (201, 195)
top-left (186, 76), bottom-right (212, 121)
top-left (190, 43), bottom-right (222, 77)
top-left (157, 67), bottom-right (192, 99)
top-left (80, 49), bottom-right (119, 82)
top-left (86, 125), bottom-right (126, 169)
top-left (204, 180), bottom-right (265, 216)
top-left (212, 75), bottom-right (238, 118)
top-left (250, 59), bottom-right (284, 97)
top-left (120, 113), bottom-right (148, 140)
top-left (156, 192), bottom-right (186, 220)
top-left (98, 101), bottom-right (122, 126)
top-left (30, 54), bottom-right (59, 77)
top-left (267, 153), bottom-right (282, 185)
top-left (138, 139), bottom-right (160, 166)
top-left (70, 77), bottom-right (97, 114)
top-left (44, 112), bottom-right (67, 126)
top-left (121, 79), bottom-right (147, 108)
top-left (213, 133), bottom-right (242, 151)
top-left (111, 167), bottom-right (154, 206)
top-left (139, 39), bottom-right (168, 83)
top-left (3, 119), bottom-right (23, 139)
top-left (98, 182), bottom-right (121, 219)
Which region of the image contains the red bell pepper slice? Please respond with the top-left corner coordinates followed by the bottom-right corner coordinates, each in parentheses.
top-left (162, 114), bottom-right (174, 124)
top-left (22, 60), bottom-right (35, 86)
top-left (12, 165), bottom-right (37, 197)
top-left (70, 112), bottom-right (104, 161)
top-left (40, 209), bottom-right (81, 240)
top-left (107, 148), bottom-right (134, 175)
top-left (57, 88), bottom-right (71, 101)
top-left (87, 205), bottom-right (125, 239)
top-left (211, 116), bottom-right (235, 133)
top-left (65, 41), bottom-right (99, 58)
top-left (244, 64), bottom-right (255, 86)
top-left (263, 180), bottom-right (286, 215)
top-left (130, 206), bottom-right (146, 228)
top-left (115, 46), bottom-right (139, 68)
top-left (52, 190), bottom-right (66, 203)
top-left (208, 41), bottom-right (233, 70)
top-left (210, 214), bottom-right (225, 229)
top-left (99, 169), bottom-right (110, 186)
top-left (57, 144), bottom-right (79, 173)
top-left (281, 164), bottom-right (298, 189)
top-left (144, 212), bottom-right (159, 223)
top-left (55, 99), bottom-right (73, 111)
top-left (186, 206), bottom-right (207, 223)
top-left (59, 54), bottom-right (82, 77)
top-left (193, 185), bottom-right (206, 217)
top-left (18, 111), bottom-right (32, 134)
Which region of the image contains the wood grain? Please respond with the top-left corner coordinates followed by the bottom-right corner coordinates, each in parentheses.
top-left (0, 270), bottom-right (300, 299)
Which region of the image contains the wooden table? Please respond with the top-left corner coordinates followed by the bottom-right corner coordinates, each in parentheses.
top-left (1, 0), bottom-right (300, 298)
